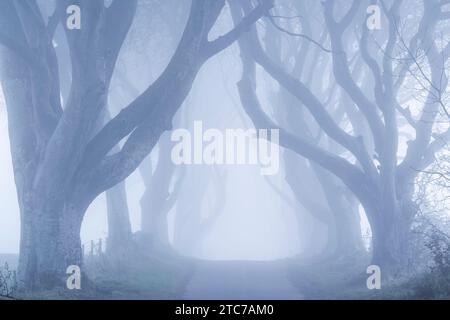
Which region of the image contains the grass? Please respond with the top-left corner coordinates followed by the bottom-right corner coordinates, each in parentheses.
top-left (83, 242), bottom-right (195, 299)
top-left (5, 249), bottom-right (449, 300)
top-left (287, 253), bottom-right (450, 300)
top-left (0, 242), bottom-right (194, 300)
top-left (287, 252), bottom-right (372, 299)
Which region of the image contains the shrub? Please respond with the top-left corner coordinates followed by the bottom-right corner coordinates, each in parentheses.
top-left (0, 262), bottom-right (17, 298)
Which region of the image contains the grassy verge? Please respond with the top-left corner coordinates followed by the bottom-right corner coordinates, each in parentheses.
top-left (287, 254), bottom-right (450, 299)
top-left (1, 243), bottom-right (194, 300)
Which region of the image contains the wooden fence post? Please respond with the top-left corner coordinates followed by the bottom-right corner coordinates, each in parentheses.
top-left (98, 238), bottom-right (103, 255)
top-left (90, 240), bottom-right (94, 257)
top-left (12, 270), bottom-right (17, 288)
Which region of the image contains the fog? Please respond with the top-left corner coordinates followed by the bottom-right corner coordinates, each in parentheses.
top-left (1, 0), bottom-right (450, 300)
top-left (0, 42), bottom-right (301, 260)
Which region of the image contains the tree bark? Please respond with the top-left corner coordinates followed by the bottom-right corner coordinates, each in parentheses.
top-left (105, 181), bottom-right (132, 254)
top-left (139, 132), bottom-right (176, 246)
top-left (27, 194), bottom-right (86, 289)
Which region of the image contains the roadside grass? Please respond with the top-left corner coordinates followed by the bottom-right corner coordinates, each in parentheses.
top-left (287, 254), bottom-right (450, 300)
top-left (84, 242), bottom-right (194, 299)
top-left (0, 243), bottom-right (194, 300)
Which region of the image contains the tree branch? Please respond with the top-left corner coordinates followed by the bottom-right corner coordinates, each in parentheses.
top-left (204, 0), bottom-right (274, 58)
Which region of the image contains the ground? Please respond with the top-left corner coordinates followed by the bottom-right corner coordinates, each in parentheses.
top-left (1, 252), bottom-right (449, 299)
top-left (183, 259), bottom-right (302, 299)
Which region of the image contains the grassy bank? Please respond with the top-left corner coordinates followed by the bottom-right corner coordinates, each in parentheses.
top-left (1, 244), bottom-right (194, 300)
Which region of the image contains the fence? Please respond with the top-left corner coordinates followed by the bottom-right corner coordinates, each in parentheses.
top-left (82, 238), bottom-right (105, 261)
top-left (0, 262), bottom-right (17, 298)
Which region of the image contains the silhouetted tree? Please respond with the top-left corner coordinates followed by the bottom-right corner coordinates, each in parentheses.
top-left (0, 0), bottom-right (273, 289)
top-left (232, 0), bottom-right (450, 272)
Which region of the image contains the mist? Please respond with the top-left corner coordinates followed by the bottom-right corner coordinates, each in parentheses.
top-left (1, 0), bottom-right (450, 301)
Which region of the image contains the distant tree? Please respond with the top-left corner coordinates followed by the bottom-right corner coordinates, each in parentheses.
top-left (259, 2), bottom-right (364, 257)
top-left (173, 165), bottom-right (227, 256)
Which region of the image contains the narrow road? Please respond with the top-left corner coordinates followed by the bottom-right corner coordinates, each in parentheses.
top-left (183, 260), bottom-right (303, 300)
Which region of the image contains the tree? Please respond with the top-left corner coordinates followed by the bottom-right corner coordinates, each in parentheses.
top-left (231, 0), bottom-right (450, 272)
top-left (259, 3), bottom-right (363, 257)
top-left (139, 131), bottom-right (183, 247)
top-left (0, 0), bottom-right (273, 290)
top-left (173, 165), bottom-right (227, 256)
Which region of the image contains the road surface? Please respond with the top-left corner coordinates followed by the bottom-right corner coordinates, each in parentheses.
top-left (183, 260), bottom-right (303, 300)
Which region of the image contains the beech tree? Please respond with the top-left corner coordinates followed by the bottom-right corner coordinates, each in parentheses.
top-left (231, 0), bottom-right (450, 272)
top-left (173, 165), bottom-right (227, 255)
top-left (139, 131), bottom-right (183, 247)
top-left (259, 2), bottom-right (364, 257)
top-left (0, 0), bottom-right (273, 290)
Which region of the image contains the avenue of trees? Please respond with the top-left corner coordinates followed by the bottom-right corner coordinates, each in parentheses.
top-left (1, 0), bottom-right (450, 293)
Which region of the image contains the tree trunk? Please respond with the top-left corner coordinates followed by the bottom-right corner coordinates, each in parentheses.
top-left (312, 165), bottom-right (363, 256)
top-left (173, 166), bottom-right (210, 255)
top-left (139, 132), bottom-right (175, 246)
top-left (21, 196), bottom-right (85, 289)
top-left (333, 202), bottom-right (363, 256)
top-left (17, 194), bottom-right (37, 290)
top-left (362, 193), bottom-right (412, 274)
top-left (101, 108), bottom-right (133, 254)
top-left (106, 181), bottom-right (132, 254)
